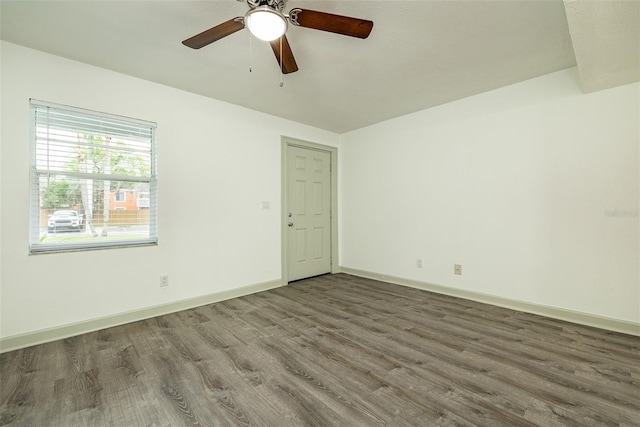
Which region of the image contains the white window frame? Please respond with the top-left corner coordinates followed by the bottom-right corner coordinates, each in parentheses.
top-left (29, 99), bottom-right (158, 254)
top-left (115, 190), bottom-right (127, 202)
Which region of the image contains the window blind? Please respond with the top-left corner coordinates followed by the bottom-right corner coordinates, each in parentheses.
top-left (29, 99), bottom-right (158, 253)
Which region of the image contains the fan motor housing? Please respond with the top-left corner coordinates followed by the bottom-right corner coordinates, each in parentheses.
top-left (247, 0), bottom-right (286, 12)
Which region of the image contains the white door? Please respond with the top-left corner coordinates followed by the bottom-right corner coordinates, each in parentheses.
top-left (287, 146), bottom-right (332, 281)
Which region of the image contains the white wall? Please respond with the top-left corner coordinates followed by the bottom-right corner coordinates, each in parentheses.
top-left (340, 68), bottom-right (639, 323)
top-left (0, 42), bottom-right (339, 339)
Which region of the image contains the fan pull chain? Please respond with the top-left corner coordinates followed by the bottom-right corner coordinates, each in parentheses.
top-left (249, 32), bottom-right (253, 73)
top-left (279, 36), bottom-right (284, 87)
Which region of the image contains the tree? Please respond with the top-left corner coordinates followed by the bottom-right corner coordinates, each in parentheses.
top-left (67, 134), bottom-right (151, 237)
top-left (73, 136), bottom-right (99, 237)
top-left (41, 179), bottom-right (81, 210)
top-left (101, 136), bottom-right (112, 237)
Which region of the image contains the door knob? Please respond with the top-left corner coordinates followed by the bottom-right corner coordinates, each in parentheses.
top-left (288, 222), bottom-right (294, 227)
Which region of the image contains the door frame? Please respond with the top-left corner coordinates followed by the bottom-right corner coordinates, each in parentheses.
top-left (281, 136), bottom-right (339, 284)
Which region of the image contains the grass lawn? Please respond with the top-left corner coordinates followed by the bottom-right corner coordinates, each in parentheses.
top-left (41, 233), bottom-right (148, 243)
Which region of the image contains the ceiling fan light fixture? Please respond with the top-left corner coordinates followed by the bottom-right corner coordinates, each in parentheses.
top-left (245, 6), bottom-right (288, 41)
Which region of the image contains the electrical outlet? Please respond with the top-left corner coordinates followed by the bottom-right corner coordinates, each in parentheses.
top-left (454, 264), bottom-right (462, 276)
top-left (160, 275), bottom-right (169, 288)
top-left (416, 259), bottom-right (423, 268)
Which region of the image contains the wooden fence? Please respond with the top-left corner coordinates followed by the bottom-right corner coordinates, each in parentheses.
top-left (41, 209), bottom-right (150, 227)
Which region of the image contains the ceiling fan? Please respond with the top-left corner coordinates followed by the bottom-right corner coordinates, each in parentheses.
top-left (182, 0), bottom-right (374, 74)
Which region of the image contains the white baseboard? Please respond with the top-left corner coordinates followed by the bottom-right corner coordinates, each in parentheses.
top-left (3, 271), bottom-right (637, 353)
top-left (0, 279), bottom-right (283, 354)
top-left (340, 267), bottom-right (640, 337)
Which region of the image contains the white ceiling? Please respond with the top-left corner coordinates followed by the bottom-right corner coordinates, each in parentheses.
top-left (1, 0), bottom-right (638, 133)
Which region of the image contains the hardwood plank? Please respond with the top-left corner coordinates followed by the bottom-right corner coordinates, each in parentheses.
top-left (1, 273), bottom-right (638, 426)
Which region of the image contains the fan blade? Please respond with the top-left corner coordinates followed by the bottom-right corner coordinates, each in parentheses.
top-left (269, 35), bottom-right (299, 74)
top-left (289, 9), bottom-right (373, 39)
top-left (182, 17), bottom-right (244, 49)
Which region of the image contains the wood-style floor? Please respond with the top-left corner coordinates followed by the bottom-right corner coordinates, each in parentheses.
top-left (1, 273), bottom-right (639, 426)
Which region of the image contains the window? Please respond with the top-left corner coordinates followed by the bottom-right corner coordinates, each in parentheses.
top-left (137, 192), bottom-right (150, 209)
top-left (30, 99), bottom-right (157, 253)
